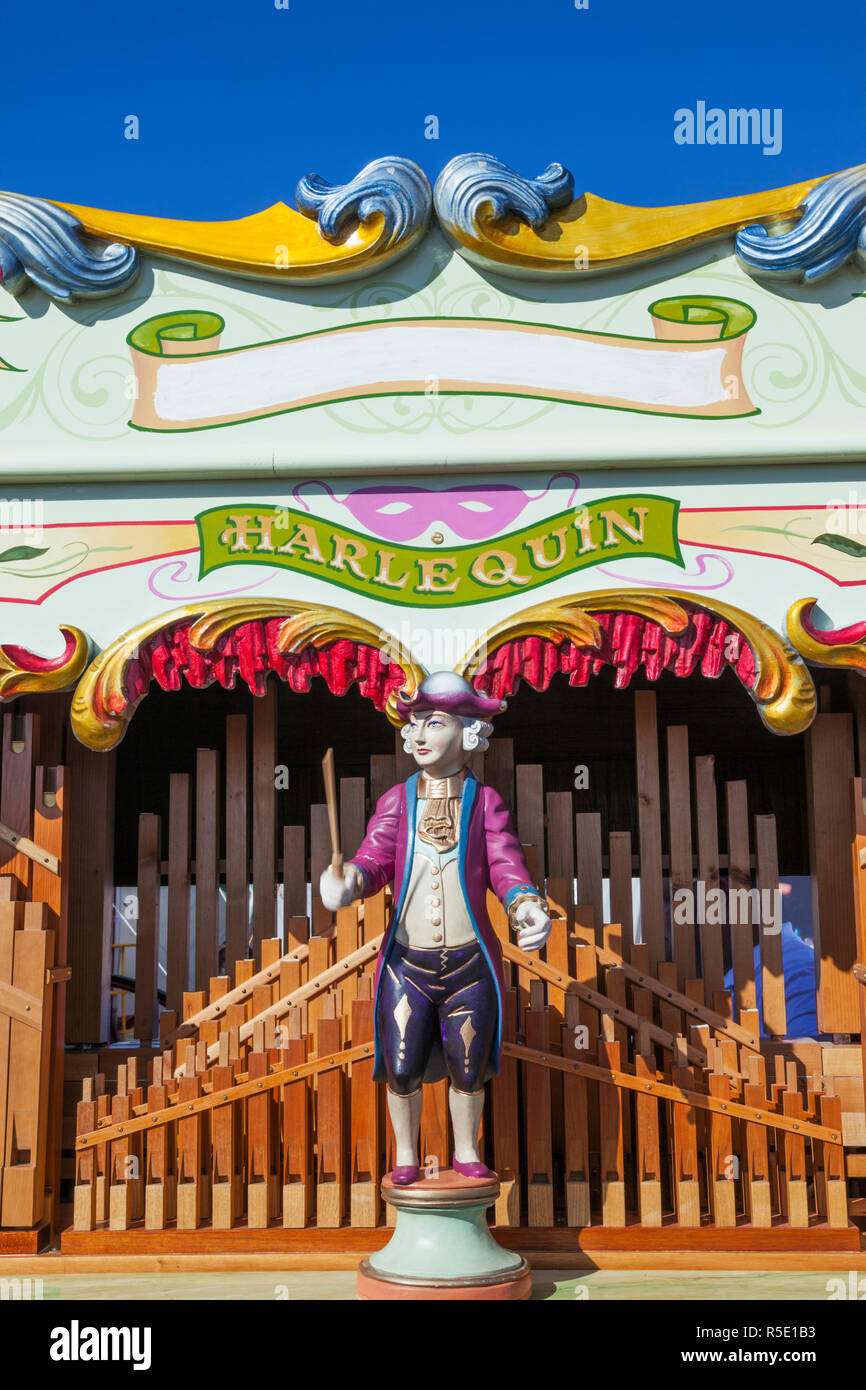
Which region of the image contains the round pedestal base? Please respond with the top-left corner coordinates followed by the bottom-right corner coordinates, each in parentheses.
top-left (356, 1168), bottom-right (531, 1301)
top-left (357, 1257), bottom-right (532, 1301)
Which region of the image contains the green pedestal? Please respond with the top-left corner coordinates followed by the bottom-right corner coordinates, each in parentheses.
top-left (357, 1169), bottom-right (531, 1300)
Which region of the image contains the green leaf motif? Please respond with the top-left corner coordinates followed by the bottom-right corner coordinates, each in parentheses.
top-left (0, 545), bottom-right (49, 563)
top-left (811, 532), bottom-right (866, 558)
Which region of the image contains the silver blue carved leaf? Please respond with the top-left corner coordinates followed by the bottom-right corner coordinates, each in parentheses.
top-left (434, 154), bottom-right (574, 240)
top-left (0, 192), bottom-right (139, 301)
top-left (736, 164), bottom-right (866, 283)
top-left (295, 156), bottom-right (432, 252)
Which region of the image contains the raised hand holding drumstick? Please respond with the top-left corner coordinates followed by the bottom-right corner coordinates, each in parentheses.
top-left (319, 747), bottom-right (363, 910)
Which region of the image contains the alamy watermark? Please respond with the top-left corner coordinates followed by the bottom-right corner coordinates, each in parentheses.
top-left (0, 497), bottom-right (44, 541)
top-left (672, 880), bottom-right (781, 934)
top-left (824, 491), bottom-right (866, 537)
top-left (674, 102), bottom-right (782, 156)
top-left (379, 621), bottom-right (486, 674)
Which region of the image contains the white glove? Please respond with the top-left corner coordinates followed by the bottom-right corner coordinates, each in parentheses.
top-left (319, 863), bottom-right (361, 911)
top-left (514, 900), bottom-right (552, 952)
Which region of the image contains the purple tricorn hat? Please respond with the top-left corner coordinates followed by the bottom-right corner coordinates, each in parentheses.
top-left (395, 671), bottom-right (507, 722)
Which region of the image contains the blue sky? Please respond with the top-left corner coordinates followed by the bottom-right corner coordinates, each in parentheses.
top-left (2, 0), bottom-right (863, 218)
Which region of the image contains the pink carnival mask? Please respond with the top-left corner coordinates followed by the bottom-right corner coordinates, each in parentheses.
top-left (292, 474), bottom-right (580, 542)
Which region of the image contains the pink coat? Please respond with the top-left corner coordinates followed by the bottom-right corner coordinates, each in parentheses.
top-left (351, 769), bottom-right (539, 1081)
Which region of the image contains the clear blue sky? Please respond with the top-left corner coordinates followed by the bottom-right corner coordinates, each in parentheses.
top-left (2, 0), bottom-right (863, 218)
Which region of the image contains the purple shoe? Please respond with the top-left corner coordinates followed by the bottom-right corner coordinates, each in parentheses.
top-left (390, 1165), bottom-right (420, 1186)
top-left (452, 1155), bottom-right (494, 1180)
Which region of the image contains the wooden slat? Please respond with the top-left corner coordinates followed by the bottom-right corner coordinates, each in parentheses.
top-left (339, 777), bottom-right (366, 863)
top-left (708, 1070), bottom-right (737, 1226)
top-left (165, 774), bottom-right (191, 1018)
top-left (281, 1034), bottom-right (310, 1228)
top-left (598, 1036), bottom-right (626, 1225)
top-left (485, 736), bottom-right (515, 815)
top-left (755, 815), bottom-right (786, 1038)
top-left (782, 1088), bottom-right (809, 1228)
top-left (491, 987), bottom-right (521, 1226)
top-left (819, 1094), bottom-right (848, 1228)
top-left (225, 715), bottom-right (249, 969)
top-left (108, 1092), bottom-right (132, 1232)
top-left (743, 1076), bottom-right (772, 1228)
top-left (544, 904), bottom-right (569, 1045)
top-left (575, 812), bottom-right (603, 941)
top-left (562, 998), bottom-right (590, 1226)
top-left (370, 754), bottom-right (396, 810)
top-left (65, 739), bottom-right (116, 1044)
top-left (251, 682), bottom-right (277, 950)
top-left (310, 804), bottom-right (332, 936)
top-left (671, 1053), bottom-right (701, 1227)
top-left (695, 754), bottom-right (724, 998)
top-left (349, 992), bottom-right (378, 1227)
top-left (525, 989), bottom-right (554, 1226)
top-left (145, 1079), bottom-right (171, 1230)
top-left (209, 1063), bottom-right (235, 1231)
top-left (73, 1095), bottom-right (96, 1231)
top-left (806, 714), bottom-right (859, 1033)
top-left (135, 813), bottom-right (161, 1044)
top-left (634, 1051), bottom-right (661, 1226)
top-left (546, 792), bottom-right (574, 904)
top-left (634, 692), bottom-right (665, 969)
top-left (246, 1048), bottom-right (271, 1229)
top-left (0, 712), bottom-right (36, 894)
top-left (176, 1075), bottom-right (202, 1230)
top-left (282, 825), bottom-right (307, 922)
top-left (666, 725), bottom-right (695, 982)
top-left (608, 830), bottom-right (634, 961)
top-left (726, 780), bottom-right (755, 1016)
top-left (194, 750), bottom-right (219, 992)
top-left (515, 765), bottom-right (545, 883)
top-left (315, 1010), bottom-right (344, 1228)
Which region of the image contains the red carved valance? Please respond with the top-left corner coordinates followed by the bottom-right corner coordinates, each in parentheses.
top-left (474, 609), bottom-right (757, 697)
top-left (126, 621), bottom-right (406, 710)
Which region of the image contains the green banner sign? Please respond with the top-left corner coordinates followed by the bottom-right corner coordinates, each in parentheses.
top-left (196, 494), bottom-right (683, 608)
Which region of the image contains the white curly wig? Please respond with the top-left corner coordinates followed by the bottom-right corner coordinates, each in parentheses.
top-left (401, 714), bottom-right (494, 756)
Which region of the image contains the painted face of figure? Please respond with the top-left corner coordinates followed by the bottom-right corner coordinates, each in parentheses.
top-left (407, 711), bottom-right (466, 777)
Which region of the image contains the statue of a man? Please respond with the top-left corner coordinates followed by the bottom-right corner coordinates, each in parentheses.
top-left (320, 672), bottom-right (551, 1184)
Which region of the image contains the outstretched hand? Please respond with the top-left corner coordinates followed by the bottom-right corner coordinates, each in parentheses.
top-left (319, 863), bottom-right (360, 911)
top-left (514, 900), bottom-right (552, 952)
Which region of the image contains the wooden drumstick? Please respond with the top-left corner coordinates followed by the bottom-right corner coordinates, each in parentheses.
top-left (321, 747), bottom-right (343, 878)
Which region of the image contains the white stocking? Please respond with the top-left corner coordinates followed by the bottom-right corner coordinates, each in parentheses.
top-left (449, 1086), bottom-right (484, 1164)
top-left (387, 1086), bottom-right (422, 1167)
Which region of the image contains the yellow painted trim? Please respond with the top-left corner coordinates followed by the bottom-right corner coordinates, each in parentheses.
top-left (787, 597), bottom-right (866, 673)
top-left (0, 625), bottom-right (90, 699)
top-left (447, 175), bottom-right (830, 274)
top-left (54, 200), bottom-right (400, 281)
